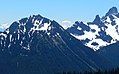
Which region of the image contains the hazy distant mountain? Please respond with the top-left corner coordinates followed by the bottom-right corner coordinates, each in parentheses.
top-left (61, 20), bottom-right (73, 29)
top-left (0, 23), bottom-right (9, 32)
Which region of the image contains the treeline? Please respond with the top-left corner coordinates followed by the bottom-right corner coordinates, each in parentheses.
top-left (58, 68), bottom-right (119, 74)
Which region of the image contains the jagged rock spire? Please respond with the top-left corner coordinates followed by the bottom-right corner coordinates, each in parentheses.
top-left (105, 7), bottom-right (118, 16)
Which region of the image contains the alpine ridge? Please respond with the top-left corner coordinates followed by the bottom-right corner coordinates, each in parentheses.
top-left (67, 7), bottom-right (119, 51)
top-left (0, 14), bottom-right (114, 74)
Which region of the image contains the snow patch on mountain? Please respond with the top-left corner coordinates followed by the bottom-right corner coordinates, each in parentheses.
top-left (31, 19), bottom-right (51, 31)
top-left (105, 16), bottom-right (119, 41)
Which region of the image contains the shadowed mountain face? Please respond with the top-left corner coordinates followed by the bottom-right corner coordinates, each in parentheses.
top-left (0, 15), bottom-right (114, 74)
top-left (97, 42), bottom-right (119, 67)
top-left (67, 7), bottom-right (119, 51)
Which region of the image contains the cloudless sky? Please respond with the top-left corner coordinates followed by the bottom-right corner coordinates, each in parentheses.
top-left (0, 0), bottom-right (119, 25)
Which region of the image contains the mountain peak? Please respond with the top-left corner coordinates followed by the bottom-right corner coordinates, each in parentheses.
top-left (7, 14), bottom-right (53, 34)
top-left (67, 7), bottom-right (119, 51)
top-left (105, 7), bottom-right (118, 16)
top-left (93, 15), bottom-right (101, 24)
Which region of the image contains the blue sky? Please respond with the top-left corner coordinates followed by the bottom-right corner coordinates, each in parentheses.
top-left (0, 0), bottom-right (119, 25)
